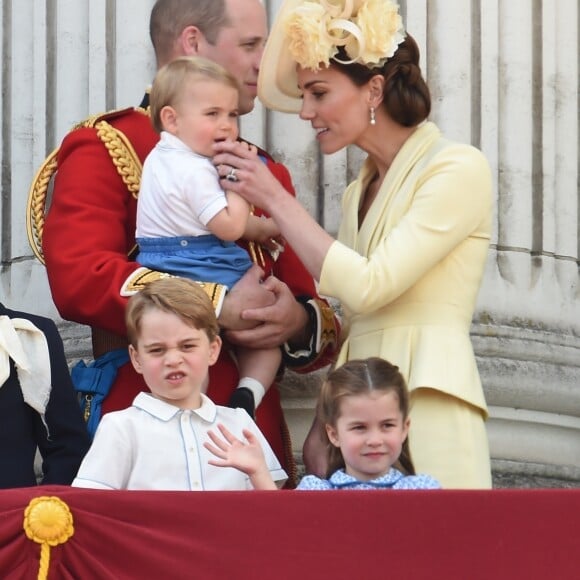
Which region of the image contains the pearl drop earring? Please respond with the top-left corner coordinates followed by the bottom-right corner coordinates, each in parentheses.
top-left (369, 106), bottom-right (376, 126)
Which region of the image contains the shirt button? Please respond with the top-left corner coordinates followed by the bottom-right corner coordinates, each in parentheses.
top-left (180, 239), bottom-right (188, 247)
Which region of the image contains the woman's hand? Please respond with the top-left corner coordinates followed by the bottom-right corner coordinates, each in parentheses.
top-left (215, 139), bottom-right (334, 284)
top-left (213, 140), bottom-right (286, 212)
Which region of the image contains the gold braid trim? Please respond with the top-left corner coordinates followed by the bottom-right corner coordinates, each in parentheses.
top-left (25, 109), bottom-right (144, 264)
top-left (313, 297), bottom-right (339, 350)
top-left (197, 281), bottom-right (228, 313)
top-left (72, 113), bottom-right (108, 131)
top-left (26, 148), bottom-right (59, 265)
top-left (120, 267), bottom-right (175, 296)
top-left (120, 267), bottom-right (228, 314)
top-left (95, 120), bottom-right (142, 199)
top-left (246, 205), bottom-right (265, 269)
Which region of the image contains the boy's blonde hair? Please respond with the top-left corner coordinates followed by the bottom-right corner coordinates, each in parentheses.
top-left (126, 277), bottom-right (220, 346)
top-left (150, 56), bottom-right (239, 133)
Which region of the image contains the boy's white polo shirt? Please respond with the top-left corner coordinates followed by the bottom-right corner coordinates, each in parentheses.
top-left (73, 392), bottom-right (287, 490)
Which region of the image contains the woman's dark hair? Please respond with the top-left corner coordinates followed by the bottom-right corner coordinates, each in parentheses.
top-left (332, 33), bottom-right (431, 127)
top-left (316, 357), bottom-right (416, 478)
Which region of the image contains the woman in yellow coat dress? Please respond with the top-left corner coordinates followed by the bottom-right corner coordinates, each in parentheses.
top-left (213, 0), bottom-right (493, 489)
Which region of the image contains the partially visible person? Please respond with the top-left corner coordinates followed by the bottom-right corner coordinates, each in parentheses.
top-left (41, 0), bottom-right (339, 480)
top-left (137, 56), bottom-right (283, 418)
top-left (213, 0), bottom-right (493, 488)
top-left (0, 303), bottom-right (90, 488)
top-left (72, 278), bottom-right (286, 491)
top-left (206, 357), bottom-right (440, 490)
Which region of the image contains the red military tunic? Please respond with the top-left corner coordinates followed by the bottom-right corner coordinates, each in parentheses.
top-left (42, 104), bottom-right (338, 482)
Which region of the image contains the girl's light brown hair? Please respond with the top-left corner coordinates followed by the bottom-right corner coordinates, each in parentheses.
top-left (317, 357), bottom-right (415, 478)
top-left (150, 56), bottom-right (239, 133)
top-left (125, 277), bottom-right (219, 347)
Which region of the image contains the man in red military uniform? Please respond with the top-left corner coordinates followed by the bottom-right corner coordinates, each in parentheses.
top-left (42, 0), bottom-right (339, 482)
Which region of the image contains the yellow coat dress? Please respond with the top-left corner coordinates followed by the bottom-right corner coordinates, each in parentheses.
top-left (319, 122), bottom-right (493, 486)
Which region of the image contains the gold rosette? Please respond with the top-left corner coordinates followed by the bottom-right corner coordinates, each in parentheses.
top-left (23, 496), bottom-right (74, 580)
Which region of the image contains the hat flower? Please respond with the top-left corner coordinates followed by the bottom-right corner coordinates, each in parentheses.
top-left (285, 3), bottom-right (339, 70)
top-left (284, 0), bottom-right (405, 71)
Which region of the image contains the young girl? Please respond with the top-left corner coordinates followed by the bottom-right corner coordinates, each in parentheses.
top-left (205, 357), bottom-right (440, 490)
top-left (136, 56), bottom-right (282, 418)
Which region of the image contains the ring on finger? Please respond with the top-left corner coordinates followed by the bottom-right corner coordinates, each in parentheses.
top-left (226, 167), bottom-right (238, 182)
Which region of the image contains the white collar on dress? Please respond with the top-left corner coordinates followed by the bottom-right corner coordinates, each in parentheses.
top-left (329, 468), bottom-right (403, 488)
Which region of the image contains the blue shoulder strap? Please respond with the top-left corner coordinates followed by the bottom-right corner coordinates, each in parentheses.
top-left (71, 348), bottom-right (130, 437)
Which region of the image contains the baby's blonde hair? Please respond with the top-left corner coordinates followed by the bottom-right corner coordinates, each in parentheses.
top-left (149, 56), bottom-right (239, 133)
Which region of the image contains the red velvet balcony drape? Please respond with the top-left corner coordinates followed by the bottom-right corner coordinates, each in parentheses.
top-left (0, 485), bottom-right (578, 579)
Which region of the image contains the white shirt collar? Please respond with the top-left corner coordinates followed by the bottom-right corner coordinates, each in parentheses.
top-left (133, 391), bottom-right (218, 423)
top-left (159, 131), bottom-right (208, 159)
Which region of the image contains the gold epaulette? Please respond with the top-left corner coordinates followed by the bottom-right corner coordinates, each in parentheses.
top-left (26, 108), bottom-right (147, 264)
top-left (120, 267), bottom-right (228, 314)
top-left (68, 105), bottom-right (150, 132)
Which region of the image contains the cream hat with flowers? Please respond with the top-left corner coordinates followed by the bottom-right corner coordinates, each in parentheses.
top-left (258, 0), bottom-right (405, 113)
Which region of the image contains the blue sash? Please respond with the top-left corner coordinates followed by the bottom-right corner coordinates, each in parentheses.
top-left (71, 348), bottom-right (130, 438)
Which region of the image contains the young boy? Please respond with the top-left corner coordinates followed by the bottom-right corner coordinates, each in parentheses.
top-left (72, 277), bottom-right (286, 490)
top-left (135, 56), bottom-right (282, 419)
